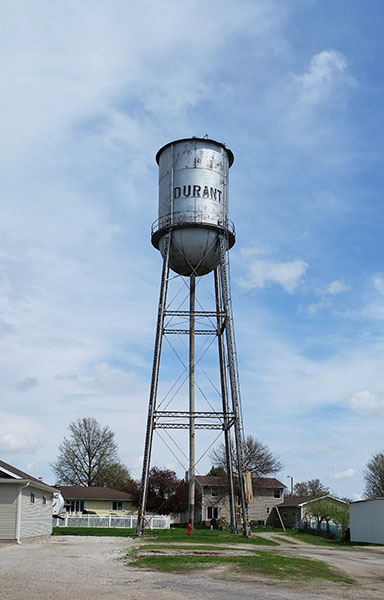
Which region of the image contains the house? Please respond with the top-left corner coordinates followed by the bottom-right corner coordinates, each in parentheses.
top-left (350, 497), bottom-right (384, 544)
top-left (0, 459), bottom-right (56, 543)
top-left (58, 486), bottom-right (136, 515)
top-left (195, 475), bottom-right (285, 526)
top-left (268, 494), bottom-right (347, 529)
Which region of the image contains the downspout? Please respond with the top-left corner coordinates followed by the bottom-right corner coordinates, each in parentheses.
top-left (16, 482), bottom-right (30, 544)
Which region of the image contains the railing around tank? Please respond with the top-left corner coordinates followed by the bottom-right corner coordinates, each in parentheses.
top-left (151, 211), bottom-right (236, 237)
top-left (54, 514), bottom-right (170, 529)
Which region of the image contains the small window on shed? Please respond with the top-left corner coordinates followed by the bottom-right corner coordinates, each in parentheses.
top-left (273, 489), bottom-right (281, 498)
top-left (283, 512), bottom-right (288, 520)
top-left (30, 493), bottom-right (35, 504)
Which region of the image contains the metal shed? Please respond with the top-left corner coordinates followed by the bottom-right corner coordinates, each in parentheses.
top-left (350, 497), bottom-right (384, 544)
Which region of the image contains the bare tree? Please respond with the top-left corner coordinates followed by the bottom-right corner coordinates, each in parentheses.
top-left (52, 417), bottom-right (119, 486)
top-left (364, 451), bottom-right (384, 497)
top-left (293, 479), bottom-right (330, 498)
top-left (209, 435), bottom-right (283, 479)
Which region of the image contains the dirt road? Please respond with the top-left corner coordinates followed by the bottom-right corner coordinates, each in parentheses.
top-left (0, 535), bottom-right (383, 600)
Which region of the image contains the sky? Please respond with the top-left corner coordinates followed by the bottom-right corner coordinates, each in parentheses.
top-left (1, 0), bottom-right (384, 501)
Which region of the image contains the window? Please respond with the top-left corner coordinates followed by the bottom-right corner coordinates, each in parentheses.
top-left (273, 489), bottom-right (281, 498)
top-left (112, 501), bottom-right (123, 511)
top-left (207, 506), bottom-right (219, 520)
top-left (283, 512), bottom-right (288, 520)
top-left (211, 487), bottom-right (219, 497)
top-left (42, 496), bottom-right (47, 506)
top-left (30, 493), bottom-right (35, 504)
top-left (65, 500), bottom-right (84, 513)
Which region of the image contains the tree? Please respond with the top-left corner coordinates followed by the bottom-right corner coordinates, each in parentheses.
top-left (364, 451), bottom-right (384, 497)
top-left (206, 465), bottom-right (226, 477)
top-left (145, 467), bottom-right (189, 514)
top-left (306, 499), bottom-right (336, 530)
top-left (209, 435), bottom-right (283, 479)
top-left (293, 479), bottom-right (330, 498)
top-left (93, 461), bottom-right (132, 490)
top-left (52, 417), bottom-right (119, 486)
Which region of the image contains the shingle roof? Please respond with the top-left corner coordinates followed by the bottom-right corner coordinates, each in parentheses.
top-left (0, 459), bottom-right (47, 485)
top-left (278, 495), bottom-right (312, 507)
top-left (196, 475), bottom-right (284, 488)
top-left (59, 486), bottom-right (134, 501)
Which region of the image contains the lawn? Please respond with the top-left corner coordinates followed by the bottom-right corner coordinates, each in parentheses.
top-left (128, 546), bottom-right (353, 584)
top-left (52, 526), bottom-right (277, 545)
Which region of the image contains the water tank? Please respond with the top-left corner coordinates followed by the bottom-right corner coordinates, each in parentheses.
top-left (151, 137), bottom-right (235, 276)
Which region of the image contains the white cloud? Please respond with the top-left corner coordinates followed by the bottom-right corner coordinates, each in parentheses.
top-left (237, 248), bottom-right (308, 293)
top-left (0, 414), bottom-right (40, 454)
top-left (346, 390), bottom-right (384, 414)
top-left (293, 50), bottom-right (348, 108)
top-left (332, 468), bottom-right (356, 479)
top-left (327, 280), bottom-right (350, 295)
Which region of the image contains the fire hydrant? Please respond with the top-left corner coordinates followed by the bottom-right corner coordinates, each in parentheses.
top-left (187, 523), bottom-right (192, 536)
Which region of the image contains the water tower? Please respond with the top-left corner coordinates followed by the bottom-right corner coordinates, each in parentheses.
top-left (136, 137), bottom-right (250, 536)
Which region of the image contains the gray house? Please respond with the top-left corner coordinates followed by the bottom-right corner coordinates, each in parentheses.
top-left (196, 475), bottom-right (285, 526)
top-left (0, 460), bottom-right (56, 543)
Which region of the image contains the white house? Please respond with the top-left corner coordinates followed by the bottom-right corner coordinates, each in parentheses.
top-left (0, 460), bottom-right (56, 543)
top-left (350, 497), bottom-right (384, 544)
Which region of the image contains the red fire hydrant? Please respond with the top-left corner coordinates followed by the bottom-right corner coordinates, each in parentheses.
top-left (187, 523), bottom-right (192, 536)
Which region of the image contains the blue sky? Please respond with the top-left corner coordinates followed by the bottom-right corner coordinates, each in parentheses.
top-left (1, 0), bottom-right (384, 500)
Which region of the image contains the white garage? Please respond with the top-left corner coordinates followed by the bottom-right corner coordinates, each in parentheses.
top-left (0, 460), bottom-right (55, 543)
top-left (350, 497), bottom-right (384, 544)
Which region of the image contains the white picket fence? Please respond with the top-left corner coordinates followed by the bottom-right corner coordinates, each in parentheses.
top-left (55, 514), bottom-right (170, 529)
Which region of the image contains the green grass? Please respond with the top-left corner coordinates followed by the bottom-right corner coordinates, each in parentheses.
top-left (279, 530), bottom-right (370, 547)
top-left (52, 527), bottom-right (135, 537)
top-left (129, 548), bottom-right (353, 584)
top-left (139, 528), bottom-right (278, 545)
top-left (52, 527), bottom-right (277, 545)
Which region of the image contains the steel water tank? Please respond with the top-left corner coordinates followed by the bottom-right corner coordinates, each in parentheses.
top-left (151, 137), bottom-right (235, 276)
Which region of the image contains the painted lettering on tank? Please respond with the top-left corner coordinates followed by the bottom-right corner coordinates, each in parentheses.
top-left (174, 186), bottom-right (222, 202)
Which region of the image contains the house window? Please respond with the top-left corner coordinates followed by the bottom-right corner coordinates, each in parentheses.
top-left (207, 506), bottom-right (219, 520)
top-left (283, 512), bottom-right (288, 520)
top-left (42, 496), bottom-right (47, 506)
top-left (211, 487), bottom-right (219, 497)
top-left (30, 493), bottom-right (35, 504)
top-left (112, 501), bottom-right (123, 511)
top-left (65, 500), bottom-right (84, 513)
top-left (273, 489), bottom-right (281, 498)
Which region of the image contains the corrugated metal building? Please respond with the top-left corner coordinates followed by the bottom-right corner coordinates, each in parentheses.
top-left (350, 498), bottom-right (384, 544)
top-left (0, 460), bottom-right (55, 543)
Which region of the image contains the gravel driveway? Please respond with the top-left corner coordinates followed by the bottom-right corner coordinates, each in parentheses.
top-left (1, 535), bottom-right (384, 600)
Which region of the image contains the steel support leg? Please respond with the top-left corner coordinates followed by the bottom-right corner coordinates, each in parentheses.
top-left (188, 275), bottom-right (196, 529)
top-left (218, 235), bottom-right (251, 537)
top-left (214, 267), bottom-right (237, 534)
top-left (136, 234), bottom-right (171, 535)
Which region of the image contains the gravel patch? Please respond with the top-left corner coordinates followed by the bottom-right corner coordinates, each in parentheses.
top-left (0, 535), bottom-right (383, 600)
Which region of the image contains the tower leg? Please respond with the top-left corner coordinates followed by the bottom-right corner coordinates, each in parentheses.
top-left (188, 275), bottom-right (196, 529)
top-left (218, 235), bottom-right (251, 537)
top-left (214, 267), bottom-right (237, 534)
top-left (136, 234), bottom-right (171, 536)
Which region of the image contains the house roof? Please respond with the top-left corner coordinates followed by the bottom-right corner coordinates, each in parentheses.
top-left (280, 494), bottom-right (347, 507)
top-left (196, 475), bottom-right (285, 488)
top-left (0, 459), bottom-right (55, 492)
top-left (58, 486), bottom-right (134, 501)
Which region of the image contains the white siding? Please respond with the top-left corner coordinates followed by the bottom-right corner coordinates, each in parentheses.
top-left (0, 485), bottom-right (17, 539)
top-left (20, 486), bottom-right (53, 539)
top-left (350, 499), bottom-right (384, 544)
